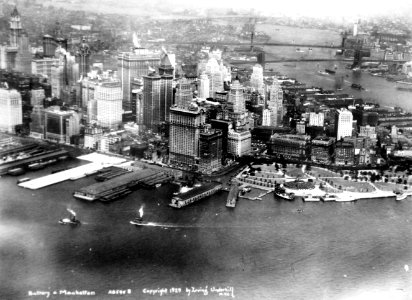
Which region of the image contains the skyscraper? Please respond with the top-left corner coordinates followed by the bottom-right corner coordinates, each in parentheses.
top-left (159, 50), bottom-right (174, 122)
top-left (0, 88), bottom-right (22, 133)
top-left (250, 64), bottom-right (264, 93)
top-left (77, 39), bottom-right (91, 78)
top-left (228, 80), bottom-right (245, 113)
top-left (95, 81), bottom-right (123, 129)
top-left (169, 104), bottom-right (206, 169)
top-left (267, 80), bottom-right (284, 126)
top-left (118, 48), bottom-right (161, 108)
top-left (336, 108), bottom-right (353, 140)
top-left (7, 7), bottom-right (32, 74)
top-left (205, 58), bottom-right (224, 98)
top-left (142, 73), bottom-right (161, 129)
top-left (175, 77), bottom-right (192, 108)
top-left (199, 73), bottom-right (210, 99)
top-left (199, 125), bottom-right (222, 174)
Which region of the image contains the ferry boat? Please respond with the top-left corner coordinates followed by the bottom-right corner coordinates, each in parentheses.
top-left (274, 187), bottom-right (294, 201)
top-left (320, 194), bottom-right (337, 202)
top-left (17, 177), bottom-right (31, 184)
top-left (303, 195), bottom-right (321, 202)
top-left (8, 167), bottom-right (25, 176)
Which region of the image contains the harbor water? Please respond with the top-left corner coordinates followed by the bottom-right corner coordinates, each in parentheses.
top-left (2, 159), bottom-right (412, 299)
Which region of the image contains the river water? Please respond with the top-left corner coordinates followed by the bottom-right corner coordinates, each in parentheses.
top-left (2, 25), bottom-right (412, 300)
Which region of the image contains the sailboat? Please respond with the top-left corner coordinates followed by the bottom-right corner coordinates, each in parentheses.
top-left (59, 209), bottom-right (81, 225)
top-left (130, 207), bottom-right (144, 226)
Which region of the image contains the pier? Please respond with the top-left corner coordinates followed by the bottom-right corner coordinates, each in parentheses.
top-left (170, 183), bottom-right (222, 208)
top-left (226, 183), bottom-right (239, 208)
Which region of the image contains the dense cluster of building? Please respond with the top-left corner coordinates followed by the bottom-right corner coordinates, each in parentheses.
top-left (1, 8), bottom-right (412, 175)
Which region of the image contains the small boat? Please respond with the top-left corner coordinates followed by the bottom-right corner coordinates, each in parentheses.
top-left (274, 187), bottom-right (295, 201)
top-left (296, 48), bottom-right (304, 53)
top-left (351, 83), bottom-right (362, 90)
top-left (59, 209), bottom-right (80, 225)
top-left (325, 69), bottom-right (336, 75)
top-left (17, 177), bottom-right (31, 184)
top-left (317, 70), bottom-right (329, 76)
top-left (396, 193), bottom-right (408, 201)
top-left (155, 183), bottom-right (162, 188)
top-left (130, 207), bottom-right (144, 226)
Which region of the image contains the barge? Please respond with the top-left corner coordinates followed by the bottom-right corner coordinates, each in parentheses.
top-left (170, 183), bottom-right (222, 208)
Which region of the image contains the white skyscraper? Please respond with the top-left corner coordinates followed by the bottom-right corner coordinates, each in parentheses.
top-left (199, 73), bottom-right (210, 99)
top-left (0, 89), bottom-right (22, 133)
top-left (336, 108), bottom-right (353, 140)
top-left (96, 81), bottom-right (123, 129)
top-left (250, 64), bottom-right (264, 93)
top-left (267, 80), bottom-right (284, 126)
top-left (228, 80), bottom-right (245, 113)
top-left (205, 58), bottom-right (224, 98)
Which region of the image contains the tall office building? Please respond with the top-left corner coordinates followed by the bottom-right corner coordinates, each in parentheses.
top-left (205, 58), bottom-right (224, 98)
top-left (32, 58), bottom-right (59, 80)
top-left (6, 7), bottom-right (32, 74)
top-left (29, 105), bottom-right (45, 139)
top-left (199, 72), bottom-right (210, 99)
top-left (336, 108), bottom-right (353, 140)
top-left (95, 81), bottom-right (123, 129)
top-left (142, 72), bottom-right (161, 129)
top-left (31, 88), bottom-right (45, 106)
top-left (250, 64), bottom-right (264, 92)
top-left (228, 80), bottom-right (245, 113)
top-left (77, 39), bottom-right (91, 78)
top-left (262, 108), bottom-right (271, 126)
top-left (118, 47), bottom-right (161, 108)
top-left (44, 106), bottom-right (80, 143)
top-left (0, 89), bottom-right (22, 133)
top-left (159, 51), bottom-right (174, 122)
top-left (199, 125), bottom-right (223, 174)
top-left (169, 104), bottom-right (206, 169)
top-left (267, 80), bottom-right (284, 126)
top-left (175, 77), bottom-right (193, 108)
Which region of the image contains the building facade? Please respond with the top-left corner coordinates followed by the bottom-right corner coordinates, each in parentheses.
top-left (0, 89), bottom-right (22, 133)
top-left (336, 108), bottom-right (353, 140)
top-left (267, 133), bottom-right (311, 160)
top-left (227, 130), bottom-right (252, 157)
top-left (95, 81), bottom-right (123, 129)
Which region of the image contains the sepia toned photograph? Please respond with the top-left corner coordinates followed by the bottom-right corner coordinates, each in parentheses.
top-left (1, 0), bottom-right (412, 299)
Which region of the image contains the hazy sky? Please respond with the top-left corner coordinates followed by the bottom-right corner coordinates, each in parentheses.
top-left (172, 0), bottom-right (412, 18)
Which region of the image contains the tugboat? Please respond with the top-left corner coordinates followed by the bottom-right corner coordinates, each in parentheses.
top-left (130, 207), bottom-right (144, 226)
top-left (59, 209), bottom-right (80, 225)
top-left (274, 185), bottom-right (295, 201)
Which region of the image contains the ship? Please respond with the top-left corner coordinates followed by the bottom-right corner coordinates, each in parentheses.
top-left (325, 69), bottom-right (336, 75)
top-left (317, 70), bottom-right (329, 76)
top-left (130, 207), bottom-right (144, 225)
top-left (396, 81), bottom-right (412, 92)
top-left (274, 186), bottom-right (294, 201)
top-left (59, 209), bottom-right (80, 225)
top-left (8, 167), bottom-right (25, 176)
top-left (296, 48), bottom-right (305, 53)
top-left (351, 83), bottom-right (362, 90)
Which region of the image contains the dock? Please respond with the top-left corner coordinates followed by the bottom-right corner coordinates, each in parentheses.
top-left (169, 182), bottom-right (222, 208)
top-left (18, 153), bottom-right (127, 190)
top-left (226, 184), bottom-right (239, 208)
top-left (74, 169), bottom-right (172, 202)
